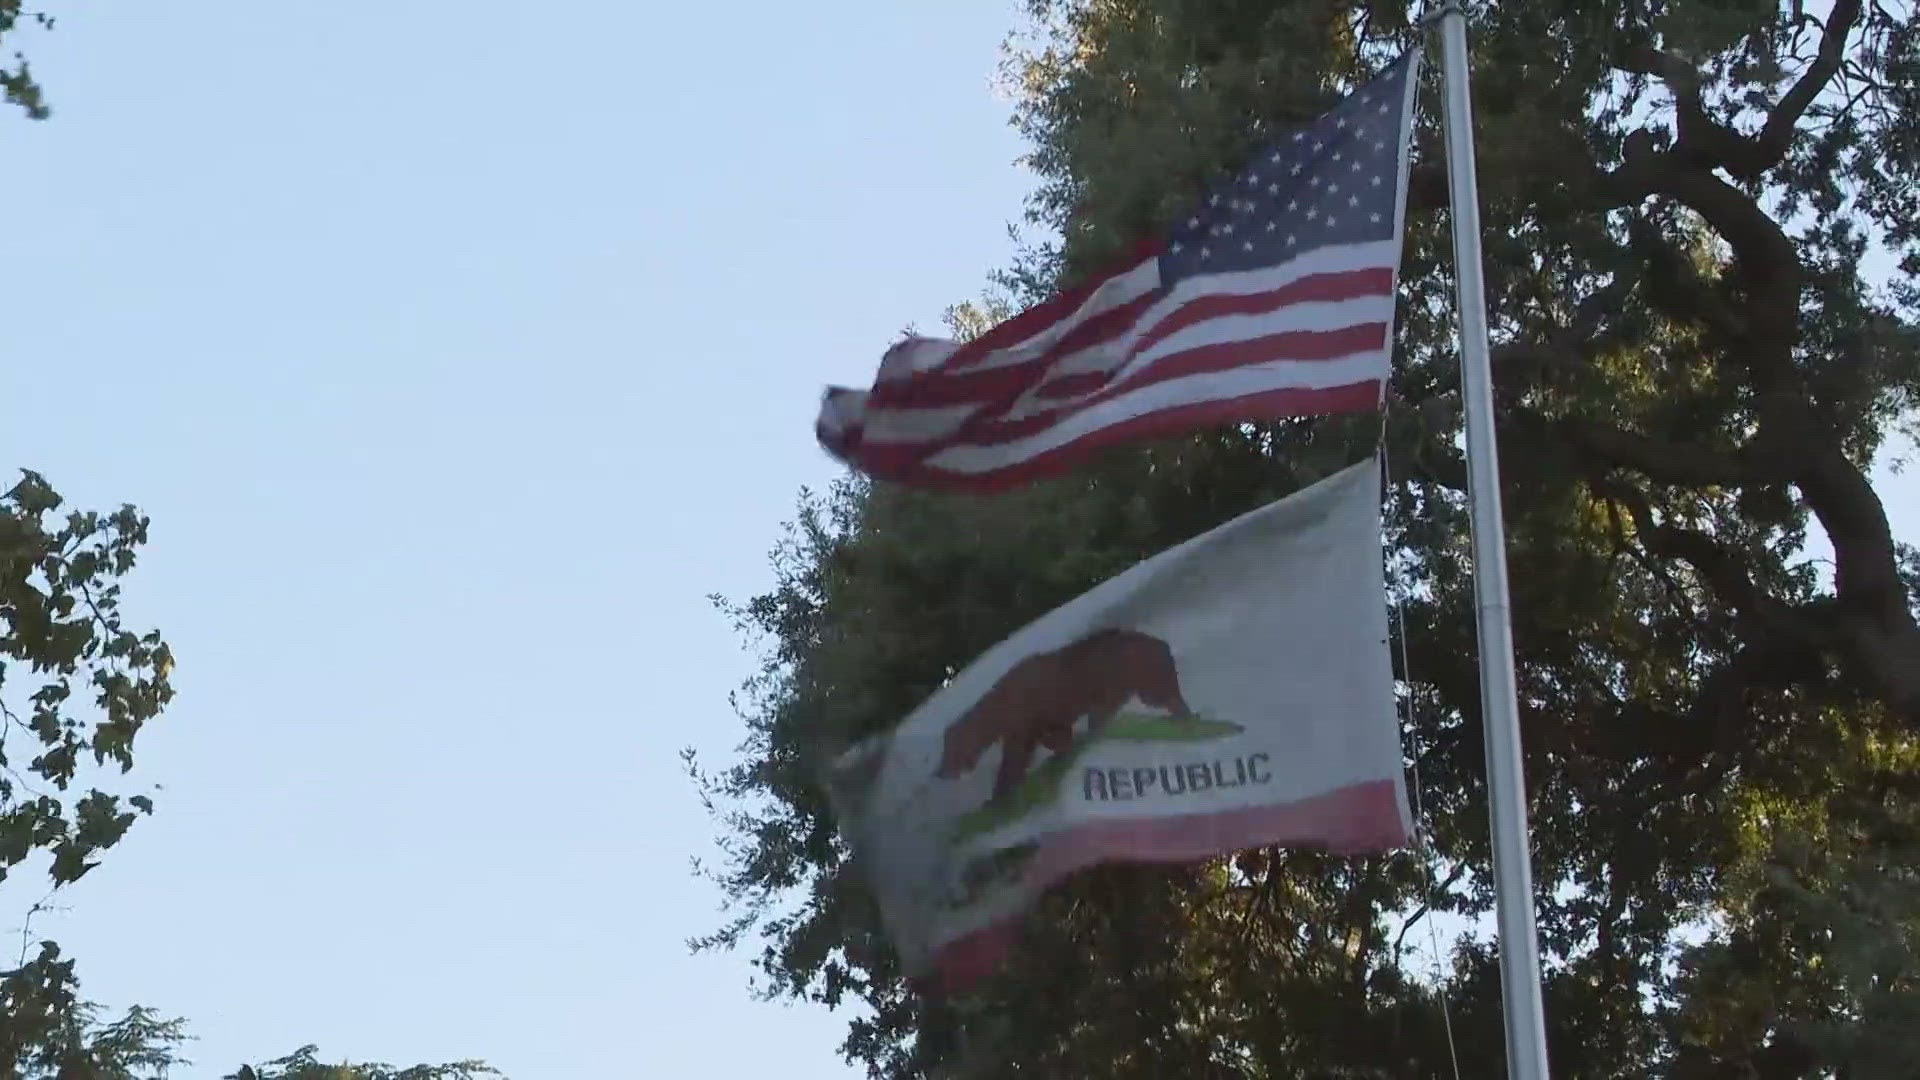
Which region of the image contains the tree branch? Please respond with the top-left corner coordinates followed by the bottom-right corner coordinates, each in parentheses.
top-left (1796, 447), bottom-right (1920, 720)
top-left (1578, 424), bottom-right (1919, 721)
top-left (1613, 131), bottom-right (1802, 355)
top-left (1591, 476), bottom-right (1770, 617)
top-left (1611, 0), bottom-right (1860, 181)
top-left (1562, 419), bottom-right (1756, 488)
top-left (1393, 861), bottom-right (1469, 958)
top-left (1751, 0), bottom-right (1862, 176)
top-left (1613, 44), bottom-right (1759, 173)
top-left (1579, 6), bottom-right (1916, 720)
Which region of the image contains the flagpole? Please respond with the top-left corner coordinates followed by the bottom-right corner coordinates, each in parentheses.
top-left (1432, 5), bottom-right (1553, 1079)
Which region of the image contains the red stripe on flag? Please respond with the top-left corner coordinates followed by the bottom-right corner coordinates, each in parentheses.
top-left (961, 322), bottom-right (1390, 446)
top-left (1132, 267), bottom-right (1395, 357)
top-left (852, 380), bottom-right (1382, 490)
top-left (863, 362), bottom-right (1045, 410)
top-left (866, 286), bottom-right (1164, 409)
top-left (937, 242), bottom-right (1162, 372)
top-left (1033, 370), bottom-right (1112, 400)
top-left (869, 270), bottom-right (1386, 411)
top-left (922, 778), bottom-right (1409, 993)
top-left (867, 280), bottom-right (1388, 417)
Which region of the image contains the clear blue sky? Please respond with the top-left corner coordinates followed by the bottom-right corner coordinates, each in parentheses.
top-left (4, 4), bottom-right (1915, 1079)
top-left (3, 2), bottom-right (1029, 1076)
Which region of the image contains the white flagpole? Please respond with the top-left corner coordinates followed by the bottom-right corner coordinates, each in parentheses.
top-left (1433, 5), bottom-right (1553, 1078)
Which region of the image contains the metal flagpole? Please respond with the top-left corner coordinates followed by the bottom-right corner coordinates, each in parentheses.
top-left (1431, 5), bottom-right (1553, 1078)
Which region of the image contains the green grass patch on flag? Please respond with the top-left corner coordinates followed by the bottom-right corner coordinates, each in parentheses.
top-left (948, 712), bottom-right (1243, 842)
top-left (1103, 710), bottom-right (1245, 741)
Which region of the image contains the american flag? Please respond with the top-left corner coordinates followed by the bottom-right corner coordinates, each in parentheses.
top-left (817, 51), bottom-right (1420, 490)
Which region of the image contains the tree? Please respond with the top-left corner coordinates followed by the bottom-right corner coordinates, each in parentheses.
top-left (0, 469), bottom-right (177, 1072)
top-left (0, 995), bottom-right (188, 1080)
top-left (225, 1046), bottom-right (501, 1080)
top-left (700, 1), bottom-right (1920, 1077)
top-left (1, 0), bottom-right (58, 119)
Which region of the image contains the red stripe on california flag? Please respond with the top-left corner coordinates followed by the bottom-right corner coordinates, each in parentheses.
top-left (922, 779), bottom-right (1407, 992)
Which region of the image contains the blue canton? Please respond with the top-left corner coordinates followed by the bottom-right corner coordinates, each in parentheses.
top-left (1161, 54), bottom-right (1413, 283)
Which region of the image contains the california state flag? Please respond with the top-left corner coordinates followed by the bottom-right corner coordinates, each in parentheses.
top-left (825, 457), bottom-right (1412, 990)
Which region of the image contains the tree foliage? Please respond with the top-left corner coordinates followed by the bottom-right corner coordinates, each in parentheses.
top-left (0, 988), bottom-right (187, 1080)
top-left (701, 1), bottom-right (1920, 1077)
top-left (225, 1046), bottom-right (502, 1080)
top-left (0, 466), bottom-right (177, 1072)
top-left (0, 1), bottom-right (56, 119)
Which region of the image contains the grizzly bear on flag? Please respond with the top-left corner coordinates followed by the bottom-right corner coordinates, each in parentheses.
top-left (936, 628), bottom-right (1192, 803)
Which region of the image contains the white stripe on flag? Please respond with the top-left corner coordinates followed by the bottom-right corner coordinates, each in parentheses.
top-left (991, 240), bottom-right (1400, 391)
top-left (1127, 294), bottom-right (1395, 369)
top-left (874, 338), bottom-right (964, 383)
top-left (1159, 239), bottom-right (1401, 301)
top-left (993, 293), bottom-right (1395, 424)
top-left (952, 257), bottom-right (1163, 373)
top-left (859, 401), bottom-right (986, 445)
top-left (817, 389), bottom-right (868, 438)
top-left (924, 352), bottom-right (1386, 474)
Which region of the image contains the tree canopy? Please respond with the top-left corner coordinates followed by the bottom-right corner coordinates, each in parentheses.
top-left (1, 0), bottom-right (55, 119)
top-left (226, 1046), bottom-right (501, 1080)
top-left (700, 1), bottom-right (1920, 1076)
top-left (0, 468), bottom-right (177, 1070)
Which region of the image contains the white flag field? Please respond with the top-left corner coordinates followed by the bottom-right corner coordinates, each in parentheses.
top-left (825, 458), bottom-right (1412, 989)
